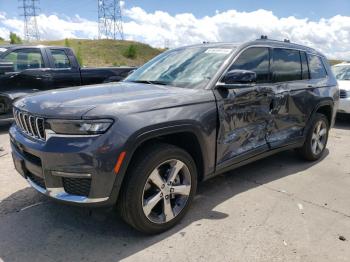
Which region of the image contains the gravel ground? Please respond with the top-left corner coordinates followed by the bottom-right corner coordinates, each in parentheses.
top-left (0, 119), bottom-right (350, 262)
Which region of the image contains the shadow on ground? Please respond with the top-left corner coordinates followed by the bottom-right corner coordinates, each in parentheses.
top-left (0, 148), bottom-right (330, 261)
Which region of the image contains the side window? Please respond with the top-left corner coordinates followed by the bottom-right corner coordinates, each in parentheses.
top-left (271, 48), bottom-right (301, 82)
top-left (301, 52), bottom-right (309, 80)
top-left (50, 49), bottom-right (71, 69)
top-left (308, 54), bottom-right (327, 79)
top-left (229, 47), bottom-right (270, 83)
top-left (2, 49), bottom-right (44, 72)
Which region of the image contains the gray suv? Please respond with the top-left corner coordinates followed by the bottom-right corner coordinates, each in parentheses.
top-left (10, 38), bottom-right (339, 234)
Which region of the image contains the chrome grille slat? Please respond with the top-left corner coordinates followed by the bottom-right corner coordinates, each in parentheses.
top-left (23, 114), bottom-right (31, 134)
top-left (18, 112), bottom-right (25, 131)
top-left (340, 89), bottom-right (347, 99)
top-left (28, 116), bottom-right (37, 137)
top-left (14, 109), bottom-right (46, 141)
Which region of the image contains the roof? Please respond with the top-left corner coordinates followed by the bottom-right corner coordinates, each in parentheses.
top-left (0, 44), bottom-right (71, 50)
top-left (179, 38), bottom-right (324, 57)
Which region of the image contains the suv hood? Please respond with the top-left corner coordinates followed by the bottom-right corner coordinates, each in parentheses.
top-left (15, 82), bottom-right (215, 118)
top-left (338, 80), bottom-right (350, 91)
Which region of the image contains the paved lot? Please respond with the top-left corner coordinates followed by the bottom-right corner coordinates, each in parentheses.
top-left (0, 119), bottom-right (350, 262)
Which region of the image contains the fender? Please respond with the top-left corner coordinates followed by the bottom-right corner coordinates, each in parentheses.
top-left (109, 123), bottom-right (211, 205)
top-left (304, 98), bottom-right (334, 136)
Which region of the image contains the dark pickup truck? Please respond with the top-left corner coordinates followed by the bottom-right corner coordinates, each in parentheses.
top-left (0, 45), bottom-right (135, 122)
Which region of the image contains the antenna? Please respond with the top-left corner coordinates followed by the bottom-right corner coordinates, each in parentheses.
top-left (98, 0), bottom-right (124, 40)
top-left (19, 0), bottom-right (40, 42)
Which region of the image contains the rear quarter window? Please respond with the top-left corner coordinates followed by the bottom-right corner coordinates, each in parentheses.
top-left (308, 54), bottom-right (327, 79)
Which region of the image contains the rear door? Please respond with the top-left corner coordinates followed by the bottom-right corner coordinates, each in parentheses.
top-left (266, 48), bottom-right (311, 148)
top-left (46, 48), bottom-right (81, 88)
top-left (215, 47), bottom-right (274, 165)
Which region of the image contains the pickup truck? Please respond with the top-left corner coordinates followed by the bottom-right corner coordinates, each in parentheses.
top-left (10, 39), bottom-right (338, 234)
top-left (0, 45), bottom-right (135, 122)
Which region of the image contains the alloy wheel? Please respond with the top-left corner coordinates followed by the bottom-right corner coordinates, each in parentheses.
top-left (142, 159), bottom-right (192, 224)
top-left (311, 120), bottom-right (327, 155)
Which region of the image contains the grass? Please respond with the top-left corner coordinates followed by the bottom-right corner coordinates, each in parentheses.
top-left (37, 39), bottom-right (164, 67)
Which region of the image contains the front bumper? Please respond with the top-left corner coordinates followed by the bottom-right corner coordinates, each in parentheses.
top-left (338, 97), bottom-right (350, 114)
top-left (10, 124), bottom-right (125, 206)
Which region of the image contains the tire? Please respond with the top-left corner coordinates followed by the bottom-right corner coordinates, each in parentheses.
top-left (297, 113), bottom-right (329, 161)
top-left (118, 143), bottom-right (197, 234)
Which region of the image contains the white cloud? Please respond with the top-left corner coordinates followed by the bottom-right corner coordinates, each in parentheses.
top-left (1, 6), bottom-right (350, 59)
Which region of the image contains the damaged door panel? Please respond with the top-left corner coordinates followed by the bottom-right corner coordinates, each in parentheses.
top-left (266, 49), bottom-right (310, 148)
top-left (215, 47), bottom-right (273, 165)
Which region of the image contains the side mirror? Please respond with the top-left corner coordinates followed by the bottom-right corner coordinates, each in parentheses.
top-left (220, 69), bottom-right (257, 86)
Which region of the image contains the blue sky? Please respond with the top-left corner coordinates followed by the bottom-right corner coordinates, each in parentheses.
top-left (1, 0), bottom-right (350, 59)
top-left (2, 0), bottom-right (350, 21)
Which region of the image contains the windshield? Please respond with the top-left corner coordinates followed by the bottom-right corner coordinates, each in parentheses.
top-left (332, 65), bottom-right (350, 80)
top-left (125, 46), bottom-right (235, 89)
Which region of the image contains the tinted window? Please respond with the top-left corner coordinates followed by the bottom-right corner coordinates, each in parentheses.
top-left (2, 49), bottom-right (44, 72)
top-left (50, 49), bottom-right (71, 68)
top-left (229, 47), bottom-right (270, 83)
top-left (308, 55), bottom-right (327, 79)
top-left (272, 49), bottom-right (301, 82)
top-left (301, 52), bottom-right (309, 80)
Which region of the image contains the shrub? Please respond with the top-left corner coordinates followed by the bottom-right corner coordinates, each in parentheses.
top-left (64, 38), bottom-right (70, 47)
top-left (76, 47), bottom-right (83, 66)
top-left (9, 32), bottom-right (22, 44)
top-left (123, 45), bottom-right (137, 59)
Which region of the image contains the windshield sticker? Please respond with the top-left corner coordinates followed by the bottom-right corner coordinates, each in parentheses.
top-left (0, 48), bottom-right (7, 53)
top-left (205, 48), bottom-right (232, 54)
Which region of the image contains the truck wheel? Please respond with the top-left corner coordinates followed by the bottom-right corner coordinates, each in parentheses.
top-left (118, 143), bottom-right (197, 234)
top-left (297, 113), bottom-right (329, 161)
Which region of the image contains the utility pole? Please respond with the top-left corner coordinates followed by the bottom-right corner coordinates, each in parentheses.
top-left (98, 0), bottom-right (124, 40)
top-left (19, 0), bottom-right (40, 42)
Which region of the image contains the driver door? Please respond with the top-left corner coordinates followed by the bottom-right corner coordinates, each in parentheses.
top-left (215, 47), bottom-right (274, 166)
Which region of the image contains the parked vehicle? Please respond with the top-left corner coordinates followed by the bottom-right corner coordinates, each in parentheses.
top-left (0, 45), bottom-right (135, 122)
top-left (332, 63), bottom-right (350, 114)
top-left (10, 38), bottom-right (338, 234)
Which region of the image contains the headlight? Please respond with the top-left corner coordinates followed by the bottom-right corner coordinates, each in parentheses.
top-left (47, 119), bottom-right (113, 135)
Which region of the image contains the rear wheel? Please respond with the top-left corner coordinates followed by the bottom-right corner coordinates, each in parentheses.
top-left (297, 113), bottom-right (329, 161)
top-left (118, 143), bottom-right (197, 234)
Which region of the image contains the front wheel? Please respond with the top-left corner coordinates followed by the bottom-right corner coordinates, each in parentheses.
top-left (297, 113), bottom-right (329, 161)
top-left (118, 143), bottom-right (197, 234)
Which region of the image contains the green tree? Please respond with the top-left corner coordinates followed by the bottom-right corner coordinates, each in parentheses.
top-left (9, 32), bottom-right (22, 44)
top-left (123, 44), bottom-right (137, 59)
top-left (64, 38), bottom-right (70, 47)
top-left (76, 47), bottom-right (83, 66)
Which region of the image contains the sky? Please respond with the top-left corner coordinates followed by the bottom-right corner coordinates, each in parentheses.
top-left (1, 0), bottom-right (350, 59)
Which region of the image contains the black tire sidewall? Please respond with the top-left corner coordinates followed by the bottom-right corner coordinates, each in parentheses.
top-left (122, 144), bottom-right (197, 234)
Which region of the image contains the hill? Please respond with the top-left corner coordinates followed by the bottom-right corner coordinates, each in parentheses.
top-left (38, 39), bottom-right (163, 67)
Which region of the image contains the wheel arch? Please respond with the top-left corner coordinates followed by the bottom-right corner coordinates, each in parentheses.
top-left (110, 124), bottom-right (209, 205)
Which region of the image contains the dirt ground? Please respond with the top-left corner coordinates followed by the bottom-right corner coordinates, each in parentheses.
top-left (0, 118), bottom-right (350, 262)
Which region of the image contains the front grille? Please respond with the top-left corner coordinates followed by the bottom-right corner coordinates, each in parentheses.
top-left (340, 89), bottom-right (348, 99)
top-left (63, 177), bottom-right (91, 197)
top-left (13, 109), bottom-right (46, 140)
top-left (27, 172), bottom-right (46, 189)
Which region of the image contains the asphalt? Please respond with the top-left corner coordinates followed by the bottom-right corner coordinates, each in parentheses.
top-left (0, 118), bottom-right (350, 262)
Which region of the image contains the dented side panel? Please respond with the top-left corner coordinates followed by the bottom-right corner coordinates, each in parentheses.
top-left (215, 85), bottom-right (273, 165)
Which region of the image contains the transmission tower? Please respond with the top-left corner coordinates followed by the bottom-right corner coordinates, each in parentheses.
top-left (98, 0), bottom-right (124, 40)
top-left (19, 0), bottom-right (40, 42)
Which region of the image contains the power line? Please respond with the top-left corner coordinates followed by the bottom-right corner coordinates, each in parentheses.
top-left (19, 0), bottom-right (40, 42)
top-left (98, 0), bottom-right (124, 40)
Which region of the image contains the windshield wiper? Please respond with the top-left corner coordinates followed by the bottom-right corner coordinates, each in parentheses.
top-left (129, 80), bottom-right (168, 86)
